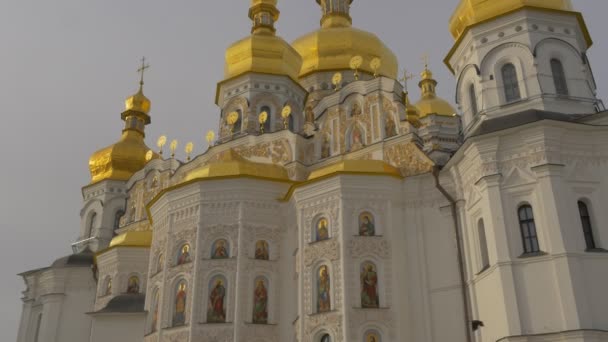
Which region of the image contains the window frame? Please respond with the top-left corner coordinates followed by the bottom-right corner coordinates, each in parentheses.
top-left (578, 201), bottom-right (597, 250)
top-left (550, 58), bottom-right (569, 96)
top-left (518, 205), bottom-right (541, 255)
top-left (501, 63), bottom-right (522, 103)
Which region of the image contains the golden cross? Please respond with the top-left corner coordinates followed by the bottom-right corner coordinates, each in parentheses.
top-left (422, 53), bottom-right (430, 69)
top-left (137, 57), bottom-right (150, 86)
top-left (399, 68), bottom-right (416, 93)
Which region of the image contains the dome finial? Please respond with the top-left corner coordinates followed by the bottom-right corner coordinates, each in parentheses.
top-left (249, 0), bottom-right (279, 35)
top-left (125, 57), bottom-right (151, 114)
top-left (316, 0), bottom-right (353, 28)
top-left (137, 56), bottom-right (150, 91)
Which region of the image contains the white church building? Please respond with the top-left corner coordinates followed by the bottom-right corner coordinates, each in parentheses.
top-left (16, 0), bottom-right (608, 341)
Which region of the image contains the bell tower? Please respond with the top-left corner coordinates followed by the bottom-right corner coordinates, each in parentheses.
top-left (446, 0), bottom-right (603, 136)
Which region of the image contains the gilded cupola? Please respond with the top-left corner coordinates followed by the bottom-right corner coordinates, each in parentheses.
top-left (449, 0), bottom-right (574, 41)
top-left (88, 61), bottom-right (159, 184)
top-left (292, 0), bottom-right (398, 79)
top-left (414, 64), bottom-right (456, 118)
top-left (223, 0), bottom-right (302, 81)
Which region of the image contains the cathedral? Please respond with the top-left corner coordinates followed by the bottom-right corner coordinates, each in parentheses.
top-left (16, 0), bottom-right (608, 341)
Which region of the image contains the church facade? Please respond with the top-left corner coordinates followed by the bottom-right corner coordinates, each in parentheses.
top-left (16, 1), bottom-right (608, 342)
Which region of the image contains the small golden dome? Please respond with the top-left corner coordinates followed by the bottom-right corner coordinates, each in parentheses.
top-left (414, 66), bottom-right (456, 118)
top-left (109, 231), bottom-right (152, 249)
top-left (292, 1), bottom-right (398, 78)
top-left (125, 87), bottom-right (151, 114)
top-left (450, 0), bottom-right (573, 41)
top-left (223, 0), bottom-right (302, 81)
top-left (88, 131), bottom-right (158, 184)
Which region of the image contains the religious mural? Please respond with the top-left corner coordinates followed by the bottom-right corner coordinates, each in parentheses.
top-left (359, 212), bottom-right (376, 236)
top-left (317, 265), bottom-right (331, 313)
top-left (350, 124), bottom-right (364, 151)
top-left (385, 114), bottom-right (397, 138)
top-left (361, 262), bottom-right (379, 308)
top-left (211, 239), bottom-right (229, 259)
top-left (127, 276), bottom-right (140, 294)
top-left (177, 244), bottom-right (191, 265)
top-left (316, 218), bottom-right (329, 242)
top-left (207, 277), bottom-right (227, 323)
top-left (252, 277), bottom-right (269, 324)
top-left (173, 281), bottom-right (187, 326)
top-left (365, 331), bottom-right (381, 342)
top-left (254, 240), bottom-right (269, 260)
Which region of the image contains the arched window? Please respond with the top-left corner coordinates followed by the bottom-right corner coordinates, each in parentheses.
top-left (501, 63), bottom-right (521, 103)
top-left (317, 265), bottom-right (331, 313)
top-left (320, 333), bottom-right (332, 342)
top-left (469, 84), bottom-right (478, 116)
top-left (252, 276), bottom-right (269, 324)
top-left (232, 109), bottom-right (242, 134)
top-left (578, 201), bottom-right (596, 250)
top-left (127, 276), bottom-right (140, 294)
top-left (288, 114), bottom-right (295, 132)
top-left (364, 330), bottom-right (382, 342)
top-left (261, 106), bottom-right (272, 133)
top-left (518, 205), bottom-right (540, 254)
top-left (88, 212), bottom-right (97, 238)
top-left (478, 219), bottom-right (490, 270)
top-left (113, 210), bottom-right (124, 236)
top-left (551, 59), bottom-right (569, 96)
top-left (360, 262), bottom-right (379, 308)
top-left (207, 276), bottom-right (227, 323)
top-left (172, 281), bottom-right (187, 326)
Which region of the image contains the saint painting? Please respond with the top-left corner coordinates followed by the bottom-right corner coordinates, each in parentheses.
top-left (359, 212), bottom-right (376, 236)
top-left (207, 278), bottom-right (227, 323)
top-left (211, 239), bottom-right (229, 259)
top-left (127, 276), bottom-right (140, 294)
top-left (151, 291), bottom-right (159, 333)
top-left (316, 218), bottom-right (329, 242)
top-left (361, 262), bottom-right (379, 308)
top-left (173, 282), bottom-right (187, 326)
top-left (252, 277), bottom-right (269, 324)
top-left (351, 125), bottom-right (364, 151)
top-left (317, 265), bottom-right (331, 313)
top-left (321, 135), bottom-right (331, 159)
top-left (177, 244), bottom-right (191, 265)
top-left (365, 331), bottom-right (381, 342)
top-left (385, 115), bottom-right (397, 138)
top-left (255, 240), bottom-right (269, 260)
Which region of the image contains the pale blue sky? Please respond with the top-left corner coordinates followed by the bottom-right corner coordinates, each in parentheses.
top-left (1, 1), bottom-right (607, 340)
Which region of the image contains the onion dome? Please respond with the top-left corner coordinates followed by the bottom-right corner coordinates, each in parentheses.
top-left (450, 0), bottom-right (574, 41)
top-left (88, 64), bottom-right (159, 184)
top-left (405, 93), bottom-right (421, 127)
top-left (223, 0), bottom-right (302, 81)
top-left (292, 0), bottom-right (398, 78)
top-left (414, 65), bottom-right (456, 118)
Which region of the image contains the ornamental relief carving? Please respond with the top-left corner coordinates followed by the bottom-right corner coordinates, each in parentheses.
top-left (347, 310), bottom-right (395, 341)
top-left (240, 324), bottom-right (279, 342)
top-left (305, 311), bottom-right (344, 342)
top-left (196, 326), bottom-right (233, 342)
top-left (304, 239), bottom-right (340, 266)
top-left (347, 237), bottom-right (390, 259)
top-left (384, 142), bottom-right (434, 177)
top-left (234, 142), bottom-right (271, 159)
top-left (199, 259), bottom-right (238, 276)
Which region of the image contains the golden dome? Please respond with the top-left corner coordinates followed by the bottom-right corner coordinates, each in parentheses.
top-left (125, 87), bottom-right (151, 114)
top-left (88, 83), bottom-right (157, 184)
top-left (449, 0), bottom-right (573, 41)
top-left (292, 1), bottom-right (398, 78)
top-left (184, 149), bottom-right (290, 182)
top-left (223, 0), bottom-right (302, 81)
top-left (414, 66), bottom-right (456, 118)
top-left (109, 231), bottom-right (152, 249)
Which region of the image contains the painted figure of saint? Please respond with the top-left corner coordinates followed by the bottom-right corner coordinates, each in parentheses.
top-left (212, 240), bottom-right (229, 259)
top-left (365, 332), bottom-right (381, 342)
top-left (177, 244), bottom-right (191, 265)
top-left (255, 240), bottom-right (269, 260)
top-left (351, 125), bottom-right (364, 151)
top-left (361, 263), bottom-right (379, 308)
top-left (351, 103), bottom-right (362, 117)
top-left (207, 279), bottom-right (226, 323)
top-left (173, 282), bottom-right (187, 326)
top-left (385, 115), bottom-right (397, 137)
top-left (127, 276), bottom-right (140, 294)
top-left (321, 135), bottom-right (331, 159)
top-left (151, 292), bottom-right (159, 333)
top-left (317, 266), bottom-right (331, 313)
top-left (305, 106), bottom-right (315, 124)
top-left (252, 278), bottom-right (268, 324)
top-left (105, 278), bottom-right (112, 296)
top-left (359, 213), bottom-right (376, 236)
top-left (316, 218), bottom-right (329, 241)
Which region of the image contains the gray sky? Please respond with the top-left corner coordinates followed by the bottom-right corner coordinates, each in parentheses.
top-left (1, 1), bottom-right (607, 340)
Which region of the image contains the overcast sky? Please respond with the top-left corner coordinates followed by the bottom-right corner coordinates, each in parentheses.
top-left (1, 1), bottom-right (607, 340)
